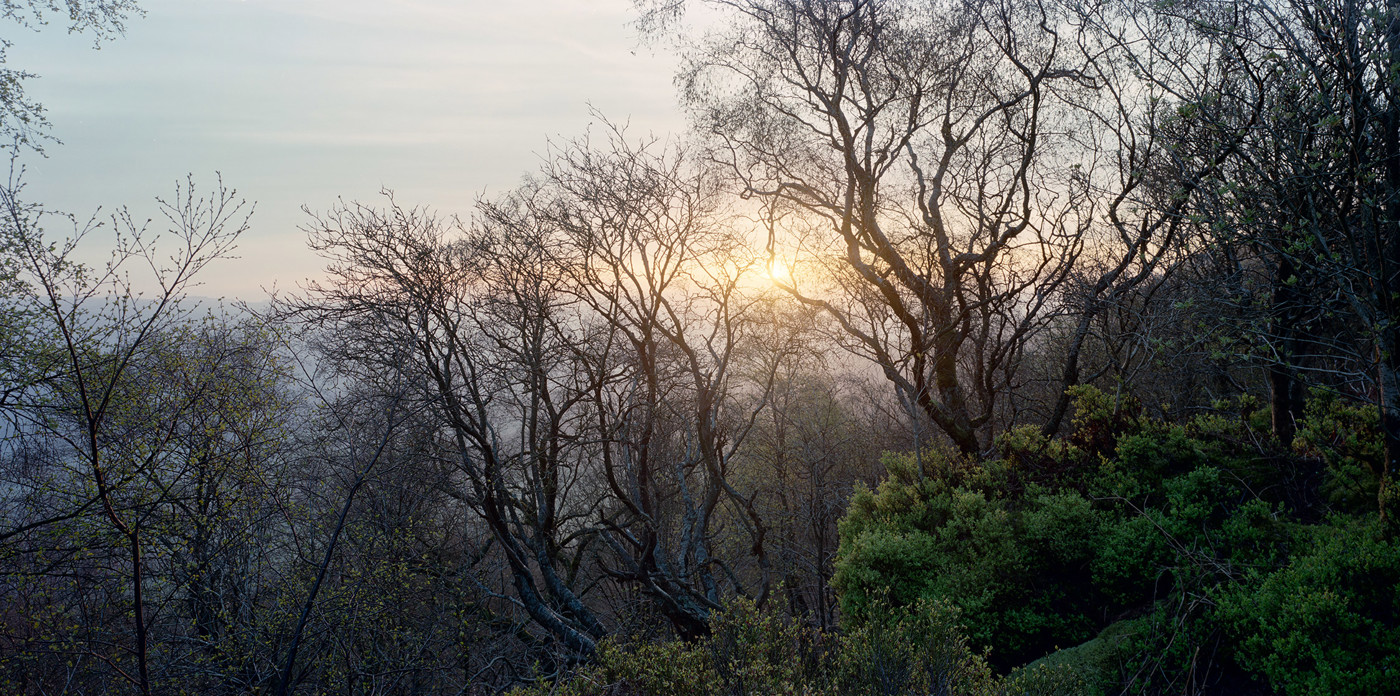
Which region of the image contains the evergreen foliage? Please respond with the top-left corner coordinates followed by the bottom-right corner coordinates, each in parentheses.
top-left (535, 388), bottom-right (1399, 695)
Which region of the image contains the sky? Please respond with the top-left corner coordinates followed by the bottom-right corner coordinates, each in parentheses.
top-left (10, 0), bottom-right (686, 298)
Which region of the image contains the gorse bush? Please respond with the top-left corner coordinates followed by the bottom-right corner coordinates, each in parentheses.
top-left (510, 596), bottom-right (1083, 696)
top-left (833, 453), bottom-right (1106, 667)
top-left (832, 388), bottom-right (1397, 695)
top-left (1293, 390), bottom-right (1384, 515)
top-left (1217, 516), bottom-right (1400, 696)
top-left (522, 388), bottom-right (1395, 696)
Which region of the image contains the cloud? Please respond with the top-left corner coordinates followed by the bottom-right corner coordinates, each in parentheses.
top-left (14, 0), bottom-right (689, 297)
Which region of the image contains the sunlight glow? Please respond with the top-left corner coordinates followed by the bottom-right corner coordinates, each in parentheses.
top-left (765, 257), bottom-right (794, 287)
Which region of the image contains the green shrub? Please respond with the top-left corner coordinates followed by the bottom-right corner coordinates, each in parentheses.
top-left (836, 597), bottom-right (996, 696)
top-left (837, 389), bottom-right (1331, 690)
top-left (1113, 425), bottom-right (1206, 486)
top-left (995, 425), bottom-right (1087, 488)
top-left (1065, 385), bottom-right (1141, 457)
top-left (511, 596), bottom-right (1055, 696)
top-left (1090, 513), bottom-right (1169, 608)
top-left (1293, 391), bottom-right (1384, 514)
top-left (706, 596), bottom-right (825, 695)
top-left (834, 453), bottom-right (1107, 666)
top-left (1216, 517), bottom-right (1400, 696)
top-left (528, 389), bottom-right (1390, 696)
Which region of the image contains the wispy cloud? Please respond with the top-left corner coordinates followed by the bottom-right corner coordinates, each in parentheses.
top-left (14, 0), bottom-right (688, 297)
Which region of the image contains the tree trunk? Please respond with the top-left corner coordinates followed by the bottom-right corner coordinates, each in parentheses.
top-left (1268, 256), bottom-right (1305, 444)
top-left (1376, 0), bottom-right (1400, 534)
top-left (928, 329), bottom-right (982, 455)
top-left (1378, 333), bottom-right (1400, 531)
top-left (130, 527), bottom-right (151, 696)
top-left (1268, 363), bottom-right (1300, 445)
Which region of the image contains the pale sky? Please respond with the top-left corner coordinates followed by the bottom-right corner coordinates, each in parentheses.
top-left (10, 0), bottom-right (685, 297)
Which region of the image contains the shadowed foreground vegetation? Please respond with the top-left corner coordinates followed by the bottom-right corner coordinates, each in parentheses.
top-left (513, 388), bottom-right (1399, 695)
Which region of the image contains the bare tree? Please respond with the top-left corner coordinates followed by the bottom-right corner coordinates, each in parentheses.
top-left (271, 339), bottom-right (413, 696)
top-left (638, 0), bottom-right (1272, 453)
top-left (520, 125), bottom-right (789, 638)
top-left (742, 339), bottom-right (886, 630)
top-left (280, 194), bottom-right (610, 661)
top-left (670, 0), bottom-right (1105, 453)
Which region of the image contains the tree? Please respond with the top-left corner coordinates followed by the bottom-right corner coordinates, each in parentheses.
top-left (672, 0), bottom-right (1089, 454)
top-left (0, 174), bottom-right (247, 695)
top-left (271, 356), bottom-right (413, 696)
top-left (641, 0), bottom-right (1270, 454)
top-left (528, 125), bottom-right (788, 638)
top-left (280, 193), bottom-right (612, 660)
top-left (1193, 0), bottom-right (1400, 521)
top-left (1, 0), bottom-right (142, 151)
top-left (741, 342), bottom-right (887, 630)
top-left (282, 123), bottom-right (796, 651)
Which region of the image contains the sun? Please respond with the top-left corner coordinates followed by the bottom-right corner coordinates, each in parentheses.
top-left (765, 258), bottom-right (794, 286)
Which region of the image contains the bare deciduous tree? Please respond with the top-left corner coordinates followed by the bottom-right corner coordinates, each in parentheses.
top-left (528, 126), bottom-right (789, 638)
top-left (671, 0), bottom-right (1102, 453)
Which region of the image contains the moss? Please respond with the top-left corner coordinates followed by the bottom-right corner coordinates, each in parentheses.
top-left (1018, 620), bottom-right (1141, 696)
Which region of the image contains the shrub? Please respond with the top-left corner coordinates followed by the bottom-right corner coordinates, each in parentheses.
top-left (1065, 385), bottom-right (1141, 457)
top-left (1293, 391), bottom-right (1384, 514)
top-left (525, 389), bottom-right (1391, 696)
top-left (1216, 516), bottom-right (1400, 696)
top-left (995, 425), bottom-right (1087, 489)
top-left (834, 453), bottom-right (1107, 667)
top-left (510, 596), bottom-right (1059, 696)
top-left (836, 598), bottom-right (996, 696)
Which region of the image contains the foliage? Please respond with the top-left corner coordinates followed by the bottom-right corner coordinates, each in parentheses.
top-left (5, 0), bottom-right (1400, 692)
top-left (510, 595), bottom-right (1084, 696)
top-left (496, 386), bottom-right (1392, 696)
top-left (1294, 391), bottom-right (1384, 515)
top-left (833, 386), bottom-right (1390, 694)
top-left (834, 452), bottom-right (1106, 667)
top-left (1216, 517), bottom-right (1400, 696)
top-left (1, 0), bottom-right (143, 151)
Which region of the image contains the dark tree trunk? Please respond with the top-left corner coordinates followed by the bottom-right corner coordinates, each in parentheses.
top-left (1268, 253), bottom-right (1307, 445)
top-left (1378, 334), bottom-right (1400, 530)
top-left (1375, 0), bottom-right (1400, 531)
top-left (1268, 362), bottom-right (1301, 445)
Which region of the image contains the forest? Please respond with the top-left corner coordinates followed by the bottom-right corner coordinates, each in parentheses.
top-left (1, 0), bottom-right (1398, 694)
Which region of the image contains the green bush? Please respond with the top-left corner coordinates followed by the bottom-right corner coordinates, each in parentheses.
top-left (834, 451), bottom-right (1107, 667)
top-left (994, 425), bottom-right (1087, 489)
top-left (510, 596), bottom-right (1071, 696)
top-left (1064, 385), bottom-right (1141, 457)
top-left (835, 386), bottom-right (1366, 692)
top-left (1293, 391), bottom-right (1384, 514)
top-left (705, 596), bottom-right (824, 695)
top-left (522, 387), bottom-right (1392, 696)
top-left (1216, 516), bottom-right (1400, 696)
top-left (835, 597), bottom-right (996, 696)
